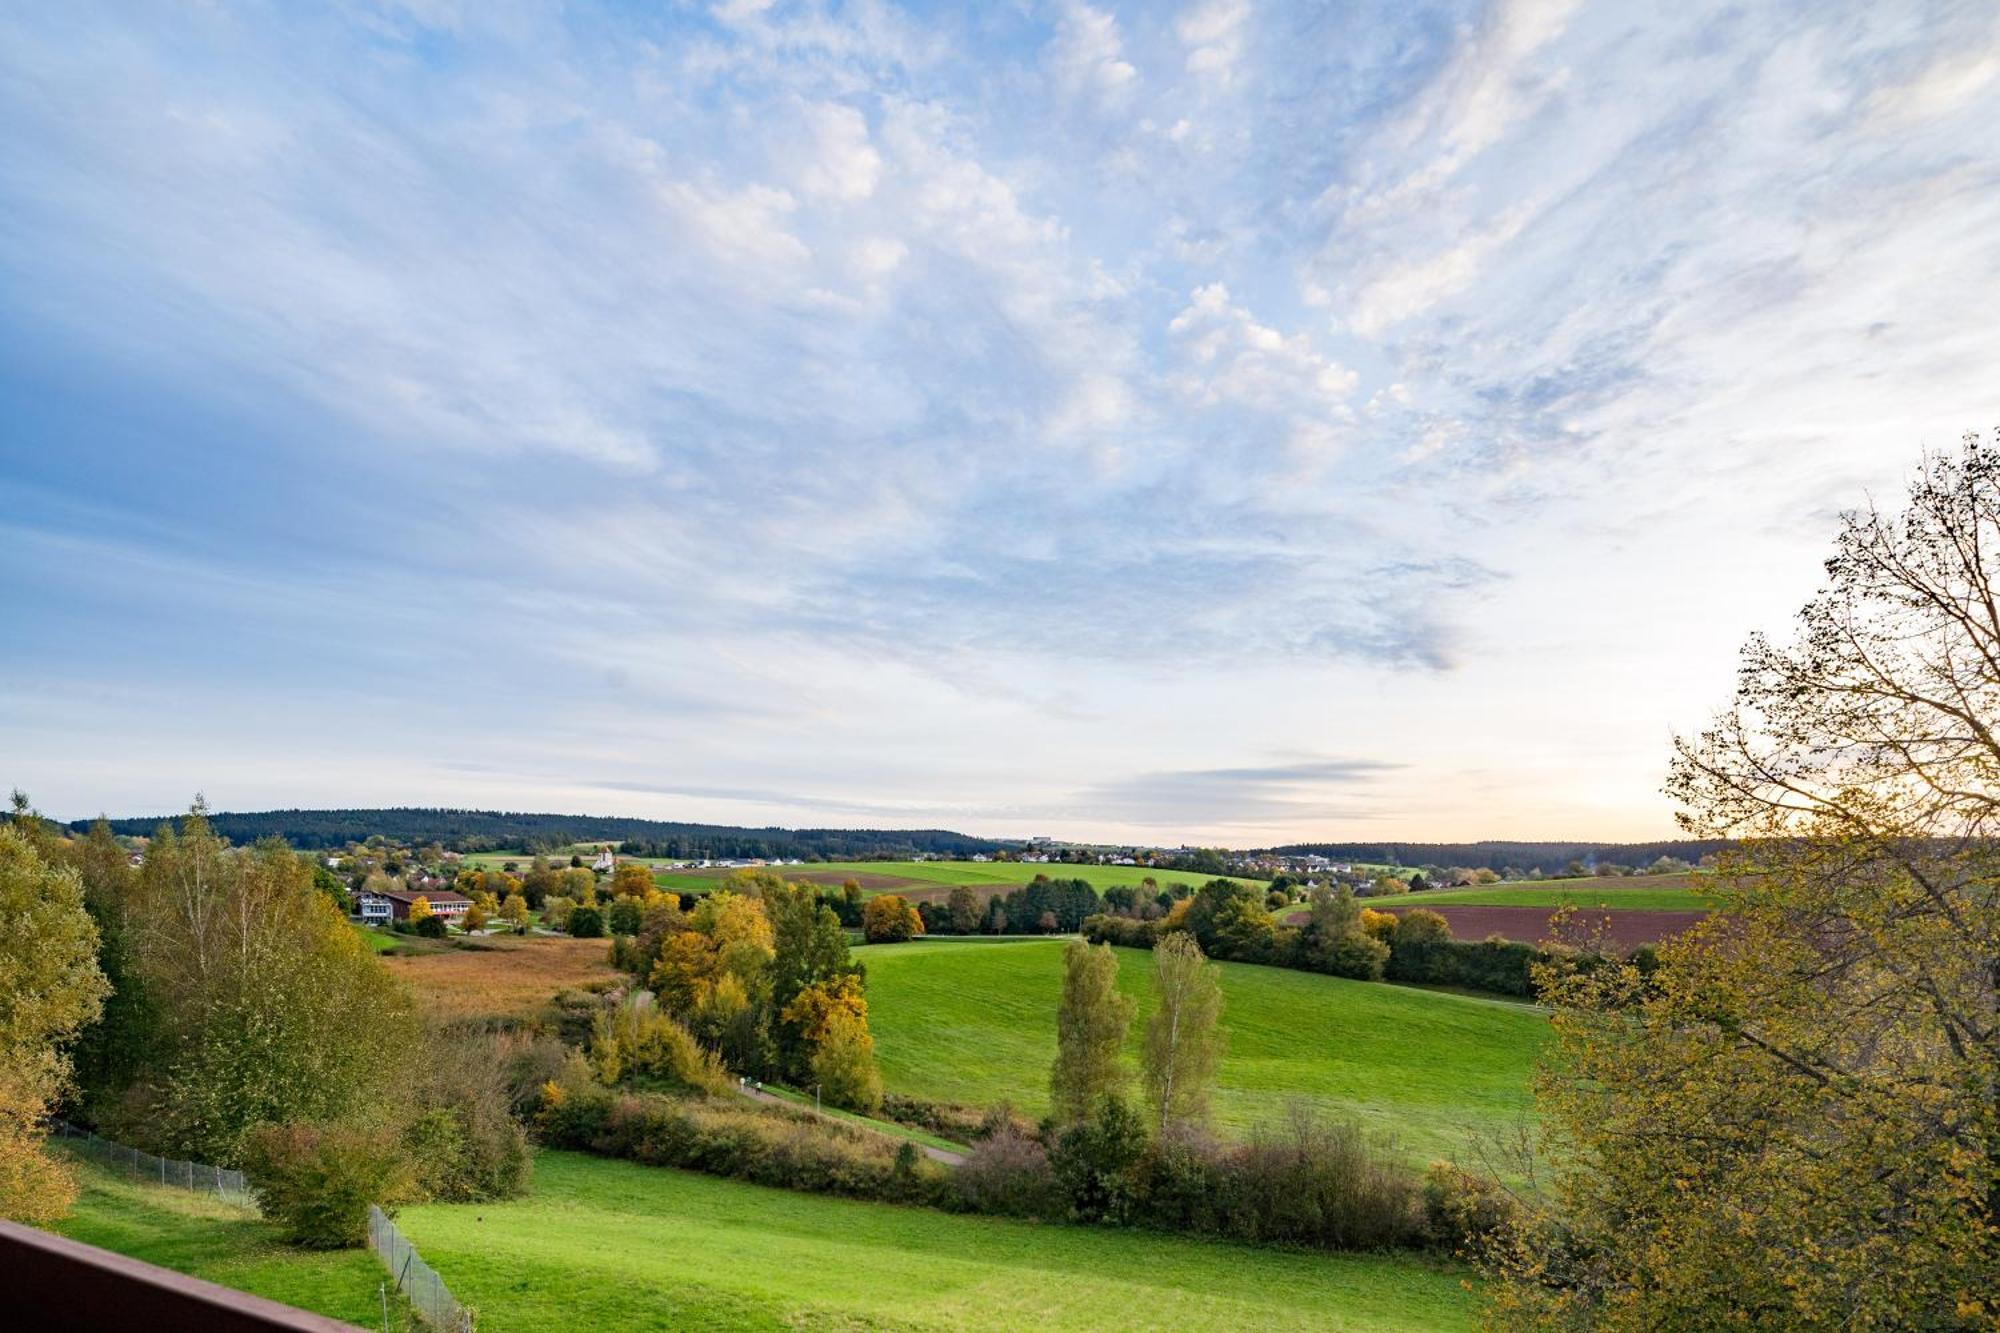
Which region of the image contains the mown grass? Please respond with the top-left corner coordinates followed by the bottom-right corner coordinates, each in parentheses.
top-left (49, 1156), bottom-right (410, 1329)
top-left (1402, 872), bottom-right (1718, 911)
top-left (398, 1149), bottom-right (1474, 1331)
top-left (856, 938), bottom-right (1545, 1164)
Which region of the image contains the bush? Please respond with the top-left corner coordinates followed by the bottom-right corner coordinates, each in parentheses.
top-left (1049, 1095), bottom-right (1148, 1224)
top-left (403, 1026), bottom-right (534, 1202)
top-left (242, 1122), bottom-right (411, 1248)
top-left (1421, 1160), bottom-right (1517, 1255)
top-left (1218, 1105), bottom-right (1419, 1250)
top-left (535, 1079), bottom-right (951, 1208)
top-left (568, 905), bottom-right (605, 938)
top-left (589, 1001), bottom-right (732, 1094)
top-left (411, 914), bottom-right (448, 939)
top-left (880, 1093), bottom-right (993, 1144)
top-left (953, 1123), bottom-right (1060, 1218)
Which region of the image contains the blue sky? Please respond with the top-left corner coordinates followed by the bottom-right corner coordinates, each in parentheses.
top-left (4, 0), bottom-right (1998, 842)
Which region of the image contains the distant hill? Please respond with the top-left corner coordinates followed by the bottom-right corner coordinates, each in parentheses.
top-left (1265, 839), bottom-right (1733, 876)
top-left (72, 806), bottom-right (1015, 858)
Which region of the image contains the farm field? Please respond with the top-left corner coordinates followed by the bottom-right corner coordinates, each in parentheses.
top-left (399, 1149), bottom-right (1475, 1332)
top-left (49, 1157), bottom-right (409, 1330)
top-left (1401, 872), bottom-right (1718, 911)
top-left (380, 933), bottom-right (618, 1020)
top-left (654, 859), bottom-right (1261, 898)
top-left (855, 938), bottom-right (1545, 1163)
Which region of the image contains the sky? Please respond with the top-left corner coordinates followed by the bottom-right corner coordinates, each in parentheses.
top-left (4, 1), bottom-right (1998, 845)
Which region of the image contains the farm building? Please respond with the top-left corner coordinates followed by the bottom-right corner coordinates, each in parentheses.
top-left (378, 887), bottom-right (472, 922)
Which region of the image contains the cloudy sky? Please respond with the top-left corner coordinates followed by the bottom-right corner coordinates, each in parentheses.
top-left (4, 1), bottom-right (1997, 843)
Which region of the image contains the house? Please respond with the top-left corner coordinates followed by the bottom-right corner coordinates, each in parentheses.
top-left (379, 888), bottom-right (472, 922)
top-left (355, 892), bottom-right (394, 925)
top-left (591, 848), bottom-right (616, 872)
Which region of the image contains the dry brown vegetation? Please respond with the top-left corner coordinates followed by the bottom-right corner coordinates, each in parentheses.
top-left (381, 935), bottom-right (619, 1021)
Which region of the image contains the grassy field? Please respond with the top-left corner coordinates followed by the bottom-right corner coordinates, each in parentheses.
top-left (1400, 872), bottom-right (1719, 912)
top-left (379, 933), bottom-right (618, 1020)
top-left (856, 938), bottom-right (1544, 1164)
top-left (655, 859), bottom-right (1262, 897)
top-left (399, 1149), bottom-right (1474, 1331)
top-left (49, 1157), bottom-right (410, 1329)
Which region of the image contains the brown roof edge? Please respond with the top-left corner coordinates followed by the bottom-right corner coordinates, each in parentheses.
top-left (1, 1218), bottom-right (369, 1332)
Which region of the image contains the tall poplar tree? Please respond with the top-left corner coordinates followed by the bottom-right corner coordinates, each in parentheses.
top-left (1050, 940), bottom-right (1133, 1123)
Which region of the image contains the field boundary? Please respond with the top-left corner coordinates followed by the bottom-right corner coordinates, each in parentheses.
top-left (51, 1121), bottom-right (251, 1206)
top-left (369, 1205), bottom-right (474, 1333)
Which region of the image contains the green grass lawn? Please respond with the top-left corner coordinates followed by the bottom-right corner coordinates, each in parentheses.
top-left (1402, 873), bottom-right (1718, 911)
top-left (49, 1157), bottom-right (409, 1329)
top-left (399, 1150), bottom-right (1474, 1332)
top-left (855, 938), bottom-right (1545, 1164)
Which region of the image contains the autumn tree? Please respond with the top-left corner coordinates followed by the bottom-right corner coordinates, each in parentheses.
top-left (407, 894), bottom-right (433, 922)
top-left (1141, 932), bottom-right (1224, 1133)
top-left (862, 894), bottom-right (923, 943)
top-left (1050, 940), bottom-right (1134, 1123)
top-left (764, 879), bottom-right (858, 1081)
top-left (0, 822), bottom-right (109, 1223)
top-left (781, 974), bottom-right (881, 1111)
top-left (947, 884), bottom-right (980, 934)
top-left (1495, 436), bottom-right (2000, 1327)
top-left (118, 807), bottom-right (417, 1162)
top-left (610, 861), bottom-right (654, 898)
top-left (499, 892), bottom-right (530, 929)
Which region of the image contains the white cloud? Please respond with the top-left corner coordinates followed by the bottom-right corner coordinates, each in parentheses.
top-left (1176, 0), bottom-right (1249, 84)
top-left (1169, 283), bottom-right (1358, 410)
top-left (658, 178), bottom-right (810, 266)
top-left (792, 101), bottom-right (882, 202)
top-left (1048, 2), bottom-right (1137, 102)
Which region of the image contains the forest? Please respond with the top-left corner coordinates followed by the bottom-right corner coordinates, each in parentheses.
top-left (70, 807), bottom-right (1012, 858)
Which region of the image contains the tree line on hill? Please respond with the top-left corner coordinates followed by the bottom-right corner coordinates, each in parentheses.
top-left (1263, 838), bottom-right (1732, 877)
top-left (69, 807), bottom-right (1011, 859)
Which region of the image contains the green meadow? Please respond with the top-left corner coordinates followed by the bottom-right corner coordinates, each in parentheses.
top-left (855, 938), bottom-right (1546, 1163)
top-left (50, 1158), bottom-right (409, 1329)
top-left (660, 859), bottom-right (1263, 895)
top-left (398, 1149), bottom-right (1475, 1332)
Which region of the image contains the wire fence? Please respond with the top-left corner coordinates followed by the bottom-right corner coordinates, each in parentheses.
top-left (51, 1120), bottom-right (250, 1205)
top-left (369, 1205), bottom-right (474, 1333)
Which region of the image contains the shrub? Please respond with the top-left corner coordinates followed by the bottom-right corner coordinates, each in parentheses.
top-left (1219, 1105), bottom-right (1419, 1250)
top-left (1049, 1095), bottom-right (1148, 1223)
top-left (589, 1001), bottom-right (732, 1094)
top-left (535, 1079), bottom-right (950, 1208)
top-left (954, 1123), bottom-right (1060, 1218)
top-left (412, 914), bottom-right (448, 939)
top-left (403, 1026), bottom-right (534, 1202)
top-left (880, 1093), bottom-right (992, 1144)
top-left (242, 1122), bottom-right (411, 1248)
top-left (606, 897), bottom-right (643, 936)
top-left (1421, 1160), bottom-right (1517, 1255)
top-left (567, 906), bottom-right (605, 938)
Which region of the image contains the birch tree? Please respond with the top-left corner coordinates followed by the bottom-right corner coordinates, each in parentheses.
top-left (1141, 932), bottom-right (1224, 1132)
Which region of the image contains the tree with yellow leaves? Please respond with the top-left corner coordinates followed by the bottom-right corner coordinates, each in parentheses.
top-left (1495, 437), bottom-right (2000, 1328)
top-left (0, 817), bottom-right (109, 1223)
